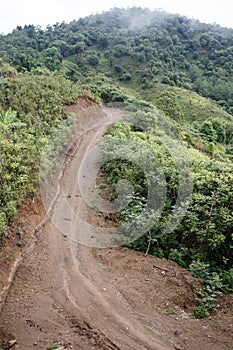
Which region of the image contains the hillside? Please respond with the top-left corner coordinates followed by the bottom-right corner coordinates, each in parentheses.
top-left (1, 7), bottom-right (233, 114)
top-left (0, 8), bottom-right (232, 347)
top-left (0, 99), bottom-right (232, 350)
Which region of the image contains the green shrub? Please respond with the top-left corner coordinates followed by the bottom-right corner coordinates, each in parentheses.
top-left (0, 70), bottom-right (82, 240)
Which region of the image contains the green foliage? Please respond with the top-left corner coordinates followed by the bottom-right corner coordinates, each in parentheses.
top-left (194, 305), bottom-right (210, 318)
top-left (0, 108), bottom-right (26, 140)
top-left (199, 121), bottom-right (217, 142)
top-left (143, 84), bottom-right (233, 159)
top-left (1, 8), bottom-right (233, 114)
top-left (47, 344), bottom-right (59, 350)
top-left (152, 90), bottom-right (184, 121)
top-left (189, 261), bottom-right (224, 318)
top-left (0, 212), bottom-right (8, 238)
top-left (221, 269), bottom-right (233, 294)
top-left (167, 308), bottom-right (177, 315)
top-left (221, 268), bottom-right (233, 294)
top-left (60, 60), bottom-right (81, 82)
top-left (0, 68), bottom-right (82, 242)
top-left (87, 53), bottom-right (99, 67)
top-left (85, 82), bottom-right (154, 112)
top-left (0, 61), bottom-right (17, 78)
top-left (0, 68), bottom-right (78, 118)
top-left (99, 108), bottom-right (233, 294)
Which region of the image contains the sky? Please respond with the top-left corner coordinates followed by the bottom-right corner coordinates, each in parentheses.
top-left (0, 0), bottom-right (233, 34)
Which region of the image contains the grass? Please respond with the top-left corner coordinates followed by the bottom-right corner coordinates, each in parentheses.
top-left (141, 83), bottom-right (233, 124)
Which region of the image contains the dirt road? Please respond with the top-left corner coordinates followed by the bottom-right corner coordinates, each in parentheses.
top-left (0, 100), bottom-right (232, 350)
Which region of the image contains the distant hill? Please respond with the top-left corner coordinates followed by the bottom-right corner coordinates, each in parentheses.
top-left (1, 7), bottom-right (233, 114)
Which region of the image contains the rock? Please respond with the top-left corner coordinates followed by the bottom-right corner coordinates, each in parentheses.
top-left (26, 319), bottom-right (36, 327)
top-left (8, 339), bottom-right (17, 348)
top-left (174, 345), bottom-right (184, 350)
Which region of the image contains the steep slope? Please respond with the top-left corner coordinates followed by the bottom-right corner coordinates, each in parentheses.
top-left (0, 8), bottom-right (232, 348)
top-left (1, 8), bottom-right (233, 113)
top-left (0, 100), bottom-right (232, 350)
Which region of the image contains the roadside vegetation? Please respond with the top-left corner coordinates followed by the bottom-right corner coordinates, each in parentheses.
top-left (0, 66), bottom-right (81, 241)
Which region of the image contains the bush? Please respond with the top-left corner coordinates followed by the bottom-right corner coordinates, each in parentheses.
top-left (99, 107), bottom-right (233, 296)
top-left (190, 261), bottom-right (224, 318)
top-left (0, 70), bottom-right (81, 240)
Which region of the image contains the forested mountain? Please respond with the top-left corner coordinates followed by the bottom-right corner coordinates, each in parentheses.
top-left (0, 8), bottom-right (232, 310)
top-left (1, 7), bottom-right (233, 114)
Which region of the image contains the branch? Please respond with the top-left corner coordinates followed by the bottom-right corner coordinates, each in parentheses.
top-left (153, 264), bottom-right (169, 272)
top-left (145, 233), bottom-right (152, 256)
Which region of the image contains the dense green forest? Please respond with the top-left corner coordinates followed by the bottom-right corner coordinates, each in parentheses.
top-left (1, 7), bottom-right (233, 114)
top-left (0, 7), bottom-right (232, 314)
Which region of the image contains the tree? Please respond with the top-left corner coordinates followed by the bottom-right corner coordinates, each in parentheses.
top-left (43, 47), bottom-right (62, 70)
top-left (0, 62), bottom-right (17, 78)
top-left (155, 90), bottom-right (184, 121)
top-left (200, 121), bottom-right (217, 142)
top-left (87, 54), bottom-right (99, 67)
top-left (0, 108), bottom-right (26, 140)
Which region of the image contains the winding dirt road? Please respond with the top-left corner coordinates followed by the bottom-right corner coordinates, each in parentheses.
top-left (0, 100), bottom-right (232, 350)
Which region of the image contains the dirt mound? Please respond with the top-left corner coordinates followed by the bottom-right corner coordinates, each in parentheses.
top-left (93, 248), bottom-right (201, 313)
